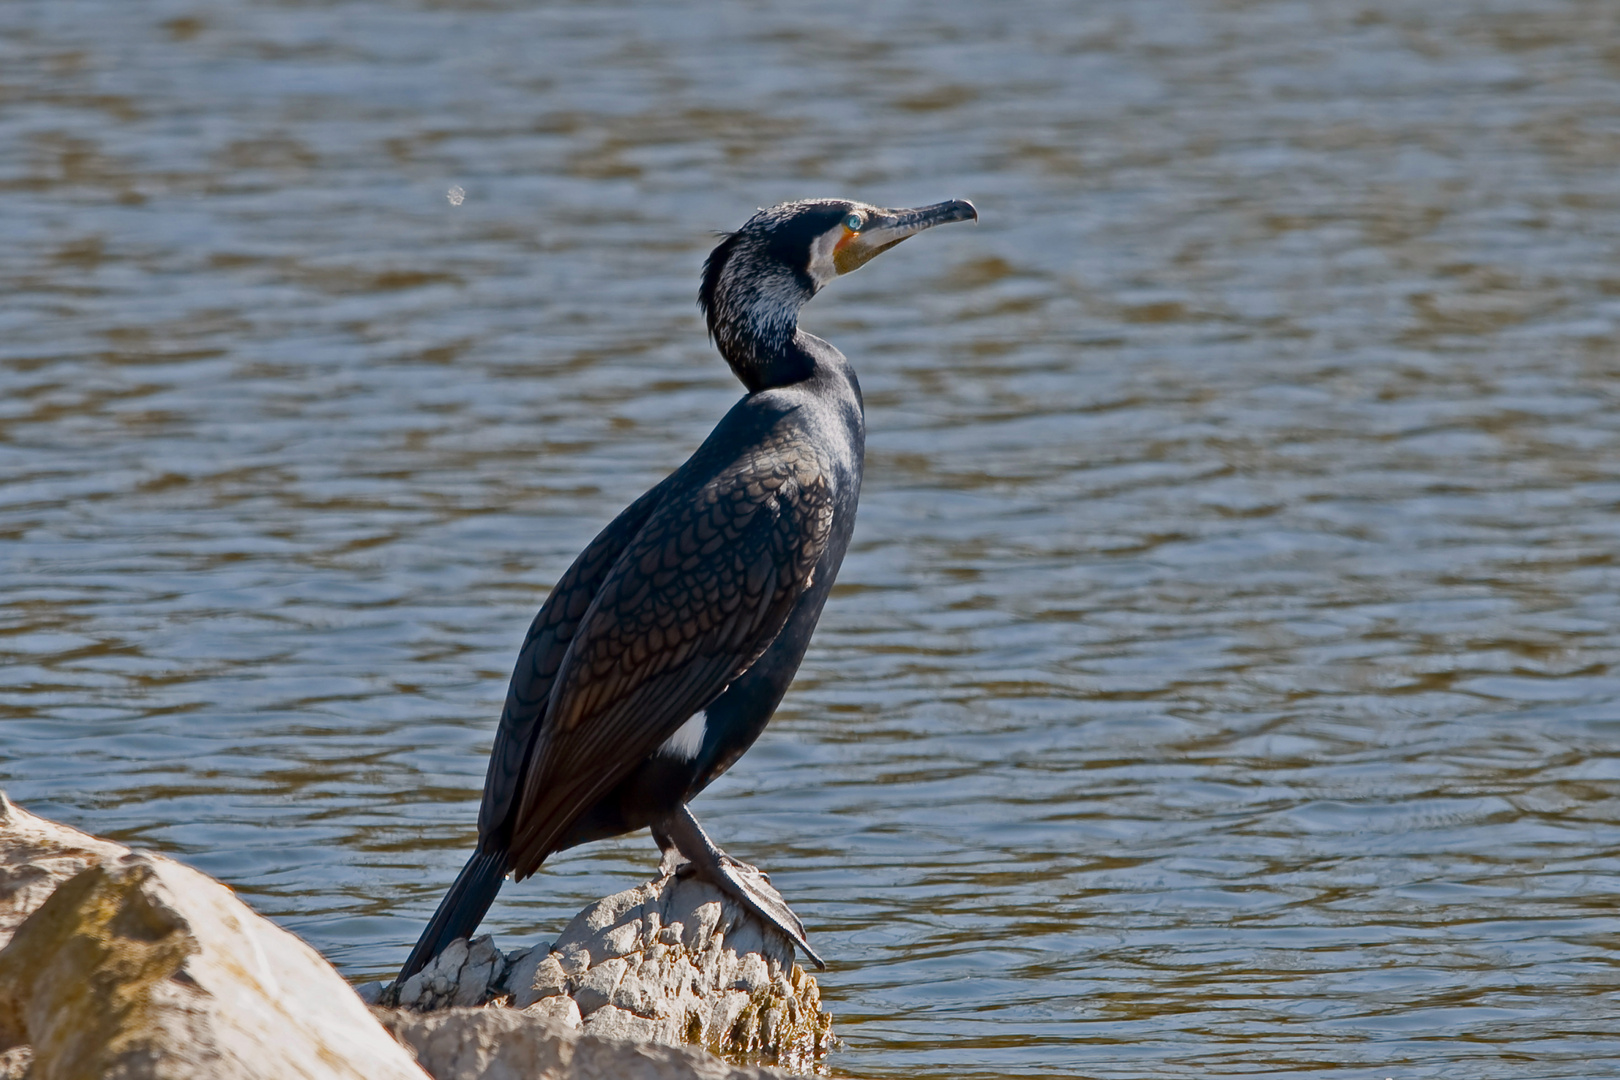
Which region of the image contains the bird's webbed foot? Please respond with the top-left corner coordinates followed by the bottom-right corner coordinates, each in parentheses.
top-left (655, 805), bottom-right (825, 971)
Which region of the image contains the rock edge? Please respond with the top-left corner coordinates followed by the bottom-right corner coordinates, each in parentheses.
top-left (0, 795), bottom-right (812, 1080)
top-left (374, 873), bottom-right (834, 1071)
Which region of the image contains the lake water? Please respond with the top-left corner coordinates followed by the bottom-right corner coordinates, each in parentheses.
top-left (3, 2), bottom-right (1620, 1077)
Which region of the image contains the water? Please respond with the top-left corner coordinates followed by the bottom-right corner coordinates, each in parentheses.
top-left (4, 1), bottom-right (1620, 1076)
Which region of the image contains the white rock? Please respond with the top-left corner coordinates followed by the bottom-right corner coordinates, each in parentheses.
top-left (582, 1002), bottom-right (660, 1043)
top-left (383, 872), bottom-right (834, 1066)
top-left (573, 956), bottom-right (628, 1015)
top-left (450, 935), bottom-right (505, 1007)
top-left (375, 1008), bottom-right (789, 1080)
top-left (396, 969), bottom-right (429, 1009)
top-left (508, 948), bottom-right (568, 1009)
top-left (392, 933), bottom-right (511, 1012)
top-left (706, 991), bottom-right (751, 1043)
top-left (733, 954), bottom-right (769, 994)
top-left (0, 850), bottom-right (427, 1080)
top-left (0, 1046), bottom-right (32, 1080)
top-left (0, 798), bottom-right (824, 1078)
top-left (0, 793), bottom-right (127, 950)
top-left (611, 970), bottom-right (654, 1015)
top-left (521, 994), bottom-right (581, 1031)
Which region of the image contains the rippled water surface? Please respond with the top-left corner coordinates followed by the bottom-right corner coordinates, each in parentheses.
top-left (5, 2), bottom-right (1620, 1076)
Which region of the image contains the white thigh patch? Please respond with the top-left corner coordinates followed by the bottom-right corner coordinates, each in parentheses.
top-left (657, 711), bottom-right (707, 761)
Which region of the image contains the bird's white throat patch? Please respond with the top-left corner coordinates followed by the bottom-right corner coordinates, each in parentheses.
top-left (658, 710), bottom-right (708, 760)
top-left (805, 226), bottom-right (843, 290)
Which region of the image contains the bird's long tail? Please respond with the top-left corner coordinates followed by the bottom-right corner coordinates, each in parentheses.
top-left (396, 848), bottom-right (509, 983)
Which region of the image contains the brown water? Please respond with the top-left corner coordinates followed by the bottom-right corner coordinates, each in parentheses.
top-left (4, 2), bottom-right (1620, 1076)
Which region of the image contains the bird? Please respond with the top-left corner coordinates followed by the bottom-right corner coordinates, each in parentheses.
top-left (397, 196), bottom-right (978, 983)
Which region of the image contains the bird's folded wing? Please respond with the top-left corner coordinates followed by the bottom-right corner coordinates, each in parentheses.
top-left (508, 447), bottom-right (835, 871)
top-left (477, 478), bottom-right (673, 840)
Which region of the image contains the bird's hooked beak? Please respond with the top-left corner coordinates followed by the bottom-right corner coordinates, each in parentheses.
top-left (833, 198), bottom-right (978, 276)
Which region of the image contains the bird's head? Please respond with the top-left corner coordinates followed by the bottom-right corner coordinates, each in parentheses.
top-left (699, 198), bottom-right (978, 390)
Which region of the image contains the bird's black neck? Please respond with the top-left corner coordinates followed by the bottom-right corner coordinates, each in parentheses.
top-left (717, 322), bottom-right (816, 394)
top-left (701, 236), bottom-right (820, 393)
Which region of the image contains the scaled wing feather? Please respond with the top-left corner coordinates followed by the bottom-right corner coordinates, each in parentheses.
top-left (507, 444), bottom-right (834, 874)
top-left (476, 479), bottom-right (673, 840)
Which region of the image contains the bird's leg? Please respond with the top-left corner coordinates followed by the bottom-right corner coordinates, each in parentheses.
top-left (650, 823), bottom-right (684, 879)
top-left (657, 804), bottom-right (826, 970)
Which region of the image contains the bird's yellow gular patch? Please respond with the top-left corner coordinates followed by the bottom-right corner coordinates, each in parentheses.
top-left (833, 227), bottom-right (907, 276)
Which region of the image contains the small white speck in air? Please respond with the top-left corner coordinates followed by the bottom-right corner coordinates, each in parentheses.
top-left (446, 186), bottom-right (465, 206)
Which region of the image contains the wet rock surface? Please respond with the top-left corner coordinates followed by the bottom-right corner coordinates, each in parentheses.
top-left (378, 873), bottom-right (835, 1071)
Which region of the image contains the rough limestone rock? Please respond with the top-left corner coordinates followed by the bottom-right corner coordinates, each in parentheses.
top-left (0, 1046), bottom-right (31, 1080)
top-left (381, 873), bottom-right (834, 1071)
top-left (0, 793), bottom-right (128, 949)
top-left (375, 1007), bottom-right (793, 1080)
top-left (392, 934), bottom-right (510, 1012)
top-left (0, 850), bottom-right (428, 1080)
top-left (0, 797), bottom-right (818, 1080)
top-left (0, 794), bottom-right (132, 1062)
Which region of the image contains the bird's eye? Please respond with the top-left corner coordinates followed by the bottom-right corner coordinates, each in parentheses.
top-left (844, 213), bottom-right (864, 232)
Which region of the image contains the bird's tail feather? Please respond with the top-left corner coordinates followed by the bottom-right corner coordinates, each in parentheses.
top-left (396, 848), bottom-right (508, 983)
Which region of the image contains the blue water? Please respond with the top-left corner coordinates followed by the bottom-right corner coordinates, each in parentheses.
top-left (4, 2), bottom-right (1620, 1076)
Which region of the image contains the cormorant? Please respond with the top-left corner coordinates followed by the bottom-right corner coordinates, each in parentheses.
top-left (398, 196), bottom-right (978, 982)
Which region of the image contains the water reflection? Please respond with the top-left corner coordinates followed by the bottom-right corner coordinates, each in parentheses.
top-left (3, 2), bottom-right (1619, 1077)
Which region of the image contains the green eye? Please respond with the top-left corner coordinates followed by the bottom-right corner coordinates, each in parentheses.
top-left (844, 213), bottom-right (863, 231)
